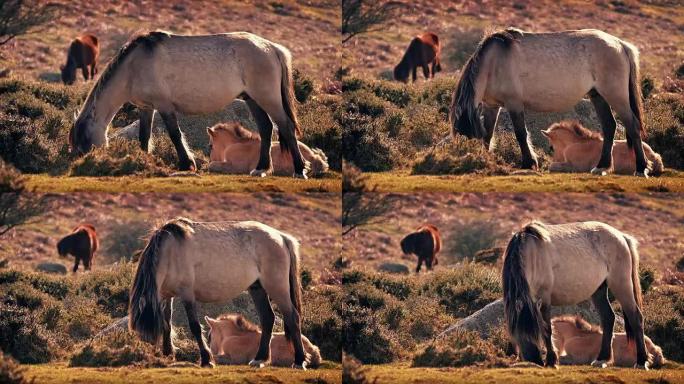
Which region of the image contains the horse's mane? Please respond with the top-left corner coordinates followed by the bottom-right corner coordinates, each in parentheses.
top-left (450, 27), bottom-right (523, 138)
top-left (211, 123), bottom-right (259, 142)
top-left (553, 315), bottom-right (601, 335)
top-left (551, 120), bottom-right (603, 141)
top-left (520, 220), bottom-right (550, 242)
top-left (216, 314), bottom-right (261, 333)
top-left (158, 217), bottom-right (194, 238)
top-left (85, 31), bottom-right (170, 108)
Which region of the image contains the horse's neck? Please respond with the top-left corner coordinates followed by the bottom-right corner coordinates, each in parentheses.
top-left (87, 76), bottom-right (128, 129)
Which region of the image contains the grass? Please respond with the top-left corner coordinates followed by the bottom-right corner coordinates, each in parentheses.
top-left (360, 363), bottom-right (684, 384)
top-left (23, 362), bottom-right (342, 384)
top-left (359, 170), bottom-right (684, 193)
top-left (23, 173), bottom-right (341, 193)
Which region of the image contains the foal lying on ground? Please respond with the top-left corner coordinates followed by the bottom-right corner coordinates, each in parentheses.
top-left (542, 120), bottom-right (663, 175)
top-left (207, 122), bottom-right (328, 176)
top-left (205, 314), bottom-right (321, 367)
top-left (552, 315), bottom-right (664, 367)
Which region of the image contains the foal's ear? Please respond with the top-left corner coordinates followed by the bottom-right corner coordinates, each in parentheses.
top-left (541, 129), bottom-right (550, 137)
top-left (207, 127), bottom-right (215, 137)
top-left (204, 316), bottom-right (215, 327)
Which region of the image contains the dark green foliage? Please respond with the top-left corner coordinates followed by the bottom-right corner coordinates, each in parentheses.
top-left (676, 255), bottom-right (684, 272)
top-left (0, 304), bottom-right (56, 363)
top-left (302, 287), bottom-right (343, 362)
top-left (0, 269), bottom-right (71, 299)
top-left (343, 306), bottom-right (401, 364)
top-left (77, 264), bottom-right (135, 318)
top-left (342, 114), bottom-right (397, 171)
top-left (421, 265), bottom-right (502, 318)
top-left (675, 62), bottom-right (684, 79)
top-left (0, 113), bottom-right (63, 173)
top-left (641, 76), bottom-right (655, 99)
top-left (646, 95), bottom-right (684, 170)
top-left (299, 95), bottom-right (343, 171)
top-left (0, 351), bottom-right (30, 384)
top-left (642, 286), bottom-right (684, 362)
top-left (294, 69), bottom-right (315, 103)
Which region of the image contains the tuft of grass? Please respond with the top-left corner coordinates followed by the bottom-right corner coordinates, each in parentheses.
top-left (69, 139), bottom-right (171, 177)
top-left (412, 329), bottom-right (511, 368)
top-left (69, 330), bottom-right (166, 367)
top-left (412, 138), bottom-right (510, 176)
top-left (0, 351), bottom-right (30, 384)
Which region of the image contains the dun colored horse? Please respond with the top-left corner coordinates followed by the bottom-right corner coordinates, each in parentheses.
top-left (450, 28), bottom-right (650, 177)
top-left (400, 224), bottom-right (441, 273)
top-left (394, 32), bottom-right (442, 83)
top-left (128, 218), bottom-right (308, 369)
top-left (205, 314), bottom-right (321, 367)
top-left (70, 31), bottom-right (308, 178)
top-left (542, 120), bottom-right (663, 175)
top-left (502, 221), bottom-right (649, 369)
top-left (552, 315), bottom-right (664, 367)
top-left (61, 34), bottom-right (100, 85)
top-left (56, 224), bottom-right (98, 273)
top-left (207, 122), bottom-right (329, 176)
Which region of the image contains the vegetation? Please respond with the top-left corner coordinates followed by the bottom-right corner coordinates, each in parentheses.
top-left (342, 162), bottom-right (397, 235)
top-left (341, 0), bottom-right (402, 44)
top-left (0, 0), bottom-right (58, 46)
top-left (0, 161), bottom-right (50, 236)
top-left (0, 351), bottom-right (29, 384)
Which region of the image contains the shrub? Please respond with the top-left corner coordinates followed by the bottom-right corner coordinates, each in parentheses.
top-left (0, 304), bottom-right (56, 363)
top-left (646, 95), bottom-right (684, 170)
top-left (61, 296), bottom-right (112, 340)
top-left (1, 280), bottom-right (52, 310)
top-left (294, 69), bottom-right (315, 103)
top-left (642, 286), bottom-right (684, 362)
top-left (342, 353), bottom-right (373, 384)
top-left (342, 113), bottom-right (397, 171)
top-left (675, 62), bottom-right (684, 79)
top-left (399, 296), bottom-right (455, 342)
top-left (412, 329), bottom-right (510, 368)
top-left (417, 77), bottom-right (458, 117)
top-left (0, 270), bottom-right (71, 299)
top-left (69, 139), bottom-right (170, 177)
top-left (103, 221), bottom-right (149, 263)
top-left (445, 219), bottom-right (503, 262)
top-left (299, 96), bottom-right (343, 171)
top-left (0, 351), bottom-right (30, 384)
top-left (641, 76), bottom-right (655, 99)
top-left (412, 137), bottom-right (510, 175)
top-left (676, 255), bottom-right (684, 272)
top-left (347, 282), bottom-right (389, 310)
top-left (77, 263), bottom-right (135, 318)
top-left (343, 306), bottom-right (401, 364)
top-left (401, 105), bottom-right (448, 149)
top-left (0, 112), bottom-right (64, 173)
top-left (302, 287), bottom-right (343, 361)
top-left (69, 330), bottom-right (165, 367)
top-left (421, 265), bottom-right (502, 318)
top-left (447, 28), bottom-right (484, 68)
top-left (346, 89), bottom-right (387, 118)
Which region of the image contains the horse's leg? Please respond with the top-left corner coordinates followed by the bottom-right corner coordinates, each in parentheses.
top-left (138, 108), bottom-right (155, 153)
top-left (482, 106), bottom-right (501, 150)
top-left (415, 257), bottom-right (423, 273)
top-left (159, 112), bottom-right (196, 171)
top-left (83, 255), bottom-right (91, 271)
top-left (430, 61), bottom-right (436, 78)
top-left (412, 66), bottom-right (417, 82)
top-left (247, 281), bottom-right (274, 367)
top-left (613, 105), bottom-right (649, 177)
top-left (182, 299), bottom-right (214, 367)
top-left (162, 298), bottom-right (175, 357)
top-left (590, 281), bottom-right (614, 367)
top-left (609, 275), bottom-right (649, 369)
top-left (589, 91), bottom-right (617, 175)
top-left (81, 66), bottom-right (89, 81)
top-left (245, 98), bottom-right (274, 177)
top-left (260, 278), bottom-right (306, 369)
top-left (422, 64), bottom-right (430, 80)
top-left (541, 303), bottom-right (557, 368)
top-left (72, 255), bottom-right (80, 273)
top-left (90, 63), bottom-right (96, 78)
top-left (508, 109), bottom-right (538, 169)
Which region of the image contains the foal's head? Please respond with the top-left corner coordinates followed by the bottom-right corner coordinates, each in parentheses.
top-left (205, 314), bottom-right (260, 339)
top-left (207, 122), bottom-right (259, 161)
top-left (542, 120), bottom-right (602, 150)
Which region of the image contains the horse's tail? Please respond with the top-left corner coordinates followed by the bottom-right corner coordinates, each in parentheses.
top-left (273, 43), bottom-right (301, 156)
top-left (129, 218), bottom-right (192, 344)
top-left (282, 233), bottom-right (302, 341)
top-left (623, 234), bottom-right (643, 342)
top-left (620, 40), bottom-right (645, 147)
top-left (450, 29), bottom-right (520, 139)
top-left (649, 148), bottom-right (664, 176)
top-left (502, 222), bottom-right (549, 348)
top-left (307, 340), bottom-right (322, 368)
top-left (649, 339), bottom-right (665, 367)
top-left (309, 147), bottom-right (329, 175)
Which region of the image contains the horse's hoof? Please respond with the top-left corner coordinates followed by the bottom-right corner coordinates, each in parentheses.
top-left (248, 359), bottom-right (269, 368)
top-left (635, 170), bottom-right (649, 178)
top-left (292, 362), bottom-right (307, 371)
top-left (200, 361), bottom-right (215, 368)
top-left (591, 360), bottom-right (609, 368)
top-left (293, 171), bottom-right (308, 180)
top-left (634, 363), bottom-right (649, 370)
top-left (178, 160), bottom-right (197, 172)
top-left (250, 169), bottom-right (268, 178)
top-left (590, 167), bottom-right (608, 176)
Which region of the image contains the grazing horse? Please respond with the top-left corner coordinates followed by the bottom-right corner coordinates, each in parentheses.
top-left (394, 32), bottom-right (442, 83)
top-left (61, 34), bottom-right (100, 85)
top-left (450, 28), bottom-right (650, 177)
top-left (542, 120), bottom-right (663, 175)
top-left (207, 122), bottom-right (329, 176)
top-left (552, 315), bottom-right (664, 367)
top-left (502, 221), bottom-right (649, 369)
top-left (128, 218), bottom-right (308, 369)
top-left (205, 314), bottom-right (321, 367)
top-left (400, 224), bottom-right (441, 273)
top-left (70, 31), bottom-right (308, 178)
top-left (56, 224), bottom-right (98, 273)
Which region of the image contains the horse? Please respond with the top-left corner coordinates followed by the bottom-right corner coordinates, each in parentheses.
top-left (56, 224), bottom-right (98, 273)
top-left (206, 122), bottom-right (329, 176)
top-left (394, 32), bottom-right (442, 83)
top-left (128, 217), bottom-right (308, 369)
top-left (205, 314), bottom-right (321, 367)
top-left (502, 221), bottom-right (649, 369)
top-left (551, 315), bottom-right (664, 367)
top-left (70, 31), bottom-right (308, 178)
top-left (449, 28), bottom-right (650, 177)
top-left (542, 120), bottom-right (663, 175)
top-left (61, 34), bottom-right (100, 85)
top-left (400, 224), bottom-right (441, 273)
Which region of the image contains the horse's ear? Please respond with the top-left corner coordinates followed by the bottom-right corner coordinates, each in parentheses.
top-left (541, 129), bottom-right (549, 137)
top-left (207, 127), bottom-right (215, 137)
top-left (204, 316), bottom-right (215, 326)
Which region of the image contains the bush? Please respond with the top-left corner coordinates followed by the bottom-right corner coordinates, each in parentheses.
top-left (446, 28), bottom-right (484, 69)
top-left (299, 96), bottom-right (343, 171)
top-left (343, 306), bottom-right (401, 364)
top-left (0, 351), bottom-right (30, 384)
top-left (412, 137), bottom-right (510, 175)
top-left (342, 353), bottom-right (373, 384)
top-left (0, 269), bottom-right (71, 299)
top-left (69, 330), bottom-right (165, 367)
top-left (0, 112), bottom-right (65, 173)
top-left (642, 286), bottom-right (684, 362)
top-left (646, 94), bottom-right (684, 170)
top-left (401, 105), bottom-right (448, 148)
top-left (0, 304), bottom-right (56, 363)
top-left (399, 296), bottom-right (455, 342)
top-left (346, 89), bottom-right (387, 118)
top-left (412, 329), bottom-right (510, 368)
top-left (77, 263), bottom-right (135, 318)
top-left (61, 296), bottom-right (112, 340)
top-left (445, 219), bottom-right (503, 262)
top-left (342, 114), bottom-right (398, 171)
top-left (293, 69), bottom-right (315, 103)
top-left (69, 139), bottom-right (170, 177)
top-left (103, 221), bottom-right (149, 263)
top-left (421, 265), bottom-right (502, 318)
top-left (302, 287), bottom-right (343, 361)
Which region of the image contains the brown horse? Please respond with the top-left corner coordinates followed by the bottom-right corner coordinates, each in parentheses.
top-left (394, 32), bottom-right (442, 83)
top-left (400, 224), bottom-right (441, 273)
top-left (450, 28), bottom-right (650, 177)
top-left (61, 34), bottom-right (100, 85)
top-left (56, 224), bottom-right (98, 273)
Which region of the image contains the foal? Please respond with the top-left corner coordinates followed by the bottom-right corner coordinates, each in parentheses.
top-left (56, 224), bottom-right (98, 272)
top-left (400, 224), bottom-right (441, 273)
top-left (394, 32), bottom-right (442, 83)
top-left (61, 34), bottom-right (99, 85)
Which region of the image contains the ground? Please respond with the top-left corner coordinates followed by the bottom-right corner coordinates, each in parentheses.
top-left (23, 362), bottom-right (341, 384)
top-left (360, 363), bottom-right (684, 384)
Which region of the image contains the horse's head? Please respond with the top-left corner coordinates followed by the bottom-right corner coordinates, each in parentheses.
top-left (70, 108), bottom-right (106, 155)
top-left (60, 65), bottom-right (76, 85)
top-left (400, 233), bottom-right (416, 255)
top-left (56, 236), bottom-right (69, 257)
top-left (393, 64), bottom-right (409, 83)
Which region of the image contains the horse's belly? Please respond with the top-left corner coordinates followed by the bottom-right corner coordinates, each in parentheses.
top-left (550, 257), bottom-right (606, 305)
top-left (191, 256), bottom-right (260, 302)
top-left (518, 70), bottom-right (593, 112)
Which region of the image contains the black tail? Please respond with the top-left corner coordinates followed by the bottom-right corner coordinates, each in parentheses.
top-left (502, 222), bottom-right (548, 352)
top-left (623, 234), bottom-right (643, 342)
top-left (129, 218), bottom-right (191, 344)
top-left (273, 43), bottom-right (301, 157)
top-left (449, 28), bottom-right (521, 139)
top-left (620, 41), bottom-right (645, 148)
top-left (282, 233), bottom-right (302, 341)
